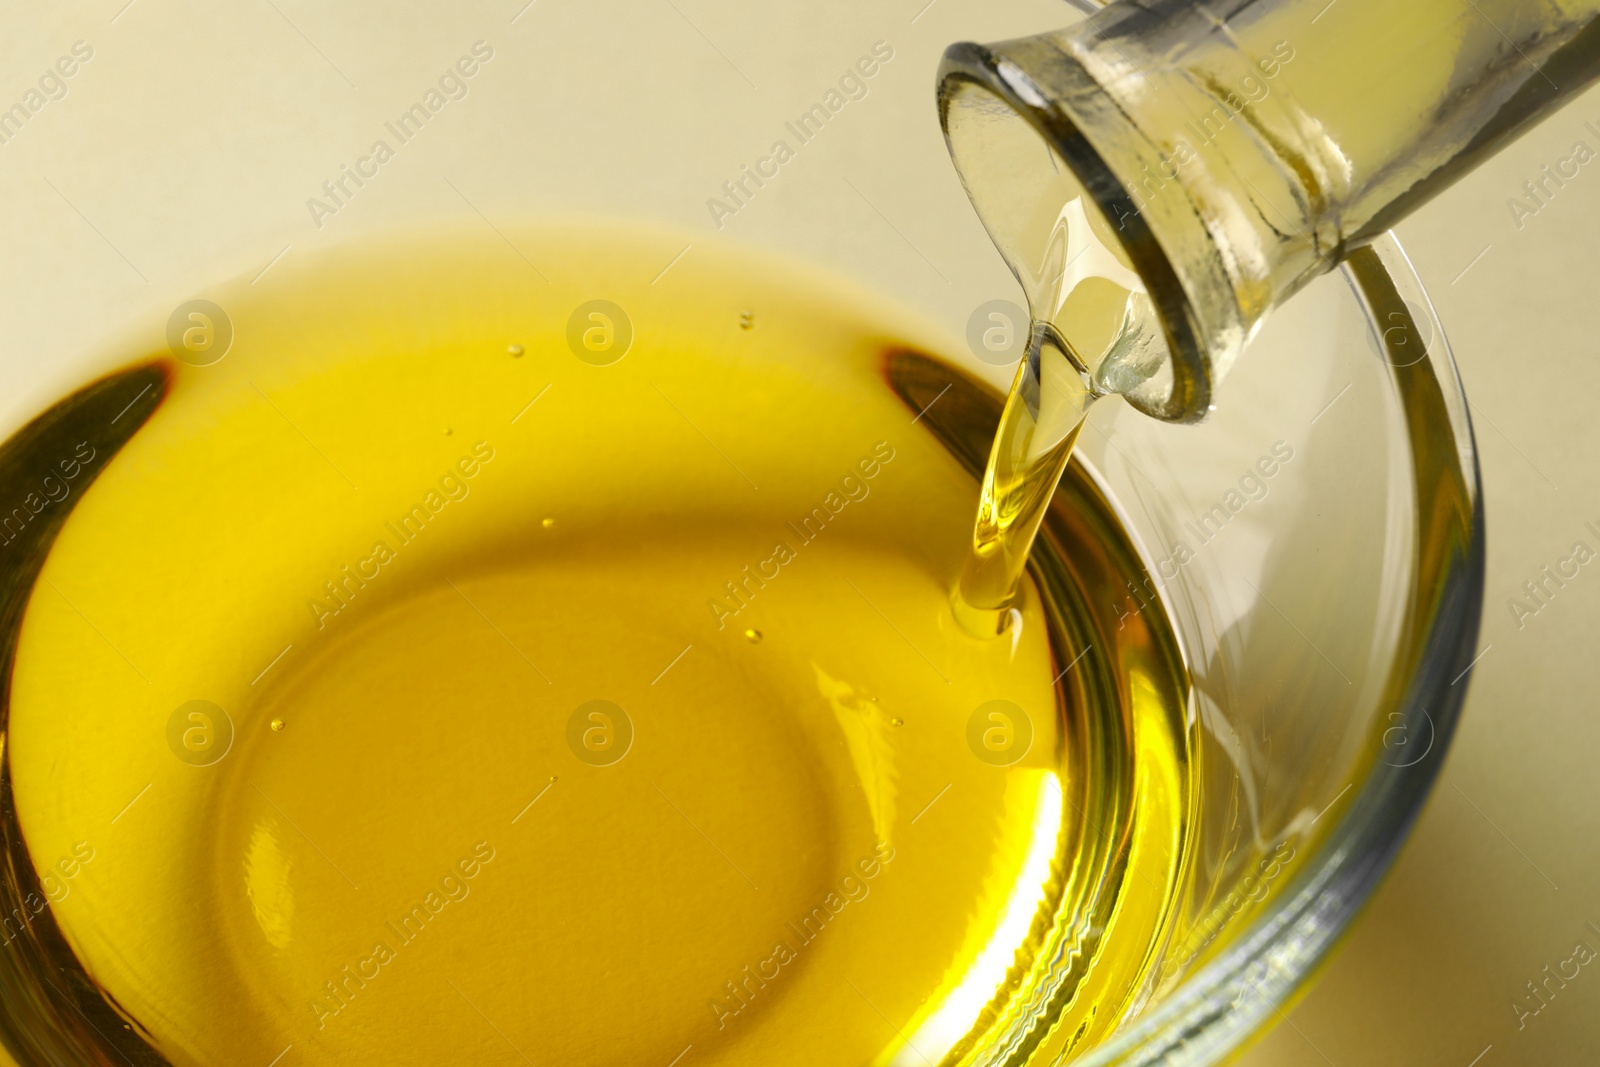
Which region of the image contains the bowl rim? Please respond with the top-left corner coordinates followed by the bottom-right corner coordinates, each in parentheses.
top-left (1071, 232), bottom-right (1485, 1066)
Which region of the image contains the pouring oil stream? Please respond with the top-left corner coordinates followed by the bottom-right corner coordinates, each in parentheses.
top-left (953, 145), bottom-right (1168, 637)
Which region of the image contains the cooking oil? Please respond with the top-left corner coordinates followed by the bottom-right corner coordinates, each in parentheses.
top-left (0, 226), bottom-right (1192, 1067)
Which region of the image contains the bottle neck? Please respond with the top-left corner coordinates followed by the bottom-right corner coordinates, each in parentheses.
top-left (941, 0), bottom-right (1600, 421)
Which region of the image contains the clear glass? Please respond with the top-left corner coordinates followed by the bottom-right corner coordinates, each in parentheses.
top-left (0, 2), bottom-right (1482, 1064)
top-left (1066, 234), bottom-right (1483, 1064)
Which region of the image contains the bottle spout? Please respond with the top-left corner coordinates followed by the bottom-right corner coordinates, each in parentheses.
top-left (938, 39), bottom-right (1235, 425)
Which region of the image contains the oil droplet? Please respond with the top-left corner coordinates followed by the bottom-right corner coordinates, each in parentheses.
top-left (739, 310), bottom-right (754, 330)
top-left (443, 427), bottom-right (453, 436)
top-left (508, 344), bottom-right (525, 357)
top-left (541, 517), bottom-right (556, 529)
top-left (270, 719), bottom-right (285, 732)
top-left (891, 717), bottom-right (905, 727)
top-left (744, 628), bottom-right (762, 643)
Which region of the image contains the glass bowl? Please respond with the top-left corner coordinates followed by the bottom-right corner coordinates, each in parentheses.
top-left (0, 1), bottom-right (1482, 1063)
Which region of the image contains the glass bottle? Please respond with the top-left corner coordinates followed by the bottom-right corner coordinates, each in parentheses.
top-left (940, 0), bottom-right (1600, 421)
